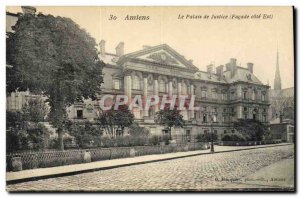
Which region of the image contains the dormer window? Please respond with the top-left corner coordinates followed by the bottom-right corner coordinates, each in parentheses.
top-left (246, 74), bottom-right (252, 81)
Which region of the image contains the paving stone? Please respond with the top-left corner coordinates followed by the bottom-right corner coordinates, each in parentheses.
top-left (7, 145), bottom-right (294, 191)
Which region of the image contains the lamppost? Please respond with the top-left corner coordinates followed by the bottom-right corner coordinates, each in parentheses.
top-left (209, 113), bottom-right (217, 153)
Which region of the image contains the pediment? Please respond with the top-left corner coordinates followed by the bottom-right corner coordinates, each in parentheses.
top-left (118, 44), bottom-right (199, 71)
top-left (137, 49), bottom-right (186, 68)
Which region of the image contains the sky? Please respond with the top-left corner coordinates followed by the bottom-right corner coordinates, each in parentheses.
top-left (6, 6), bottom-right (294, 89)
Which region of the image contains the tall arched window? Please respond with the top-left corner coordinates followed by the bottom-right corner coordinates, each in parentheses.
top-left (159, 79), bottom-right (166, 92)
top-left (132, 75), bottom-right (141, 90)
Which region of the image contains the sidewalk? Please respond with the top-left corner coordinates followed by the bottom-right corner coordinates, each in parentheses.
top-left (6, 143), bottom-right (292, 184)
top-left (221, 158), bottom-right (294, 190)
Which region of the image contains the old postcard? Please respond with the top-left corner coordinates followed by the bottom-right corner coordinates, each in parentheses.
top-left (6, 6), bottom-right (295, 192)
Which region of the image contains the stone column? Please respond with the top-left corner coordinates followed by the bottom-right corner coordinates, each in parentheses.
top-left (153, 75), bottom-right (159, 112)
top-left (237, 105), bottom-right (243, 119)
top-left (189, 83), bottom-right (195, 119)
top-left (237, 85), bottom-right (242, 99)
top-left (124, 71), bottom-right (132, 104)
top-left (168, 80), bottom-right (173, 97)
top-left (143, 74), bottom-right (148, 117)
top-left (177, 82), bottom-right (182, 96)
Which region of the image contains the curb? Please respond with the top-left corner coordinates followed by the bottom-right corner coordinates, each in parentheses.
top-left (6, 143), bottom-right (293, 185)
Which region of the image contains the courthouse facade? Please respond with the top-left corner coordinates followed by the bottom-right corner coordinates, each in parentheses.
top-left (67, 41), bottom-right (270, 138)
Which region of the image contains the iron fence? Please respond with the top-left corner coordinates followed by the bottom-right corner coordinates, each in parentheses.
top-left (6, 141), bottom-right (208, 172)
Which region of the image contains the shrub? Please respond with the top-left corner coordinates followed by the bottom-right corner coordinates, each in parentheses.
top-left (67, 121), bottom-right (102, 148)
top-left (6, 128), bottom-right (29, 152)
top-left (149, 136), bottom-right (161, 145)
top-left (221, 134), bottom-right (246, 142)
top-left (196, 133), bottom-right (218, 142)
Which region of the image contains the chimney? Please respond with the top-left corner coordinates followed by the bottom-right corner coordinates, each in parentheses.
top-left (99, 40), bottom-right (106, 57)
top-left (21, 6), bottom-right (36, 15)
top-left (207, 64), bottom-right (214, 75)
top-left (225, 63), bottom-right (231, 71)
top-left (230, 58), bottom-right (237, 77)
top-left (247, 62), bottom-right (254, 73)
top-left (116, 42), bottom-right (124, 57)
top-left (216, 65), bottom-right (224, 77)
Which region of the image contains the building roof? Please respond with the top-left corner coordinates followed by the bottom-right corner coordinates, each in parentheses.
top-left (99, 43), bottom-right (266, 86)
top-left (223, 66), bottom-right (263, 85)
top-left (99, 53), bottom-right (119, 67)
top-left (194, 71), bottom-right (227, 84)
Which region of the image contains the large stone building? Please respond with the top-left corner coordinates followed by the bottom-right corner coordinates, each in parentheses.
top-left (6, 8), bottom-right (271, 140)
top-left (67, 41), bottom-right (270, 139)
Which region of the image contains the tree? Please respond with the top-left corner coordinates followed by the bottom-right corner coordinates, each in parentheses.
top-left (7, 11), bottom-right (104, 150)
top-left (155, 107), bottom-right (184, 139)
top-left (96, 104), bottom-right (134, 138)
top-left (233, 119), bottom-right (268, 141)
top-left (21, 97), bottom-right (49, 122)
top-left (128, 122), bottom-right (150, 137)
top-left (271, 93), bottom-right (294, 121)
top-left (67, 121), bottom-right (102, 148)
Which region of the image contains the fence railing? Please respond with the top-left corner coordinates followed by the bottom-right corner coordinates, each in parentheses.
top-left (219, 140), bottom-right (282, 146)
top-left (6, 142), bottom-right (208, 172)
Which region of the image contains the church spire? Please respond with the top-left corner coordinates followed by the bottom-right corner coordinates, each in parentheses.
top-left (274, 48), bottom-right (282, 90)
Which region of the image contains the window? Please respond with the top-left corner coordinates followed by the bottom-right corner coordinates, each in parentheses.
top-left (224, 130), bottom-right (227, 134)
top-left (223, 108), bottom-right (226, 113)
top-left (263, 108), bottom-right (266, 113)
top-left (243, 91), bottom-right (247, 100)
top-left (163, 129), bottom-right (169, 135)
top-left (113, 79), bottom-right (121, 90)
top-left (201, 90), bottom-right (207, 98)
top-left (252, 91), bottom-right (256, 100)
top-left (203, 114), bottom-right (207, 122)
top-left (244, 107), bottom-right (247, 112)
top-left (230, 91), bottom-right (235, 100)
top-left (159, 80), bottom-right (166, 92)
top-left (263, 115), bottom-right (267, 122)
top-left (86, 104), bottom-right (93, 113)
top-left (132, 75), bottom-right (141, 90)
top-left (222, 93), bottom-right (227, 100)
top-left (194, 111), bottom-right (198, 119)
top-left (204, 130), bottom-right (208, 134)
top-left (186, 130), bottom-right (191, 142)
top-left (244, 114), bottom-right (248, 119)
top-left (212, 90), bottom-right (217, 99)
top-left (262, 93), bottom-right (266, 101)
top-left (231, 130), bottom-right (235, 134)
top-left (214, 130), bottom-right (218, 135)
top-left (76, 110), bottom-right (83, 119)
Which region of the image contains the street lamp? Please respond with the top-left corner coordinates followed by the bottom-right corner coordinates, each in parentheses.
top-left (209, 113), bottom-right (217, 153)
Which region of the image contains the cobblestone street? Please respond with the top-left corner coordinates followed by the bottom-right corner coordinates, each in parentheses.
top-left (7, 145), bottom-right (294, 192)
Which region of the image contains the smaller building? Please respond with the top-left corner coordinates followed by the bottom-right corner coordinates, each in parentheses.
top-left (269, 119), bottom-right (294, 142)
